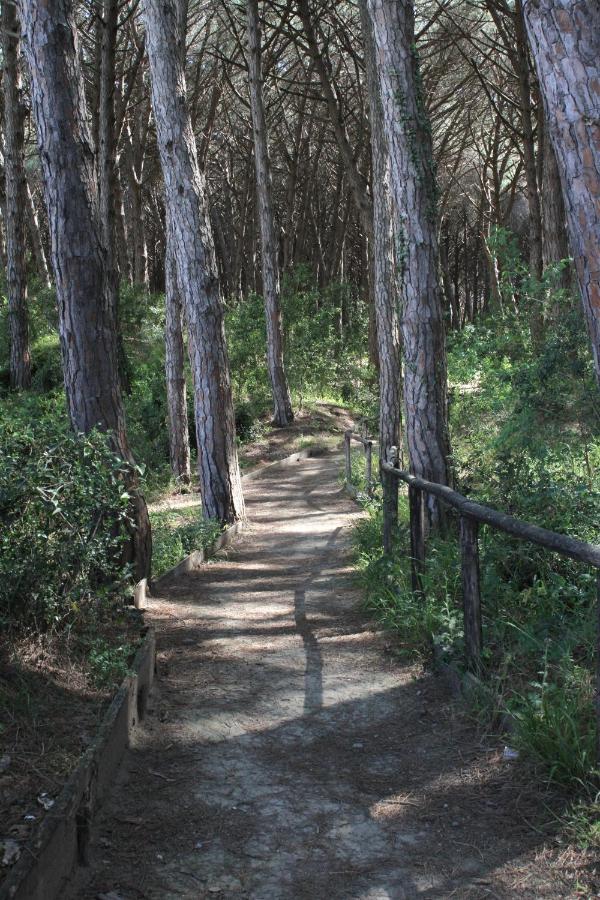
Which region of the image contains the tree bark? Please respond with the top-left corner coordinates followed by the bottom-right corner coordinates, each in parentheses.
top-left (143, 0), bottom-right (244, 524)
top-left (98, 0), bottom-right (131, 393)
top-left (164, 210), bottom-right (191, 484)
top-left (18, 0), bottom-right (151, 579)
top-left (514, 0), bottom-right (544, 283)
top-left (123, 110), bottom-right (150, 289)
top-left (98, 0), bottom-right (119, 303)
top-left (246, 0), bottom-right (293, 426)
top-left (541, 123), bottom-right (572, 290)
top-left (523, 0), bottom-right (600, 383)
top-left (24, 176), bottom-right (50, 288)
top-left (365, 0), bottom-right (450, 525)
top-left (3, 0), bottom-right (31, 389)
top-left (360, 0), bottom-right (402, 531)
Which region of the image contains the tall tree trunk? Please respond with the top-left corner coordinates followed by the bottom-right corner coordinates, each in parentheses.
top-left (98, 0), bottom-right (131, 393)
top-left (98, 0), bottom-right (119, 304)
top-left (164, 211), bottom-right (191, 484)
top-left (123, 114), bottom-right (149, 289)
top-left (360, 0), bottom-right (402, 535)
top-left (514, 0), bottom-right (544, 283)
top-left (3, 0), bottom-right (31, 389)
top-left (18, 0), bottom-right (151, 580)
top-left (246, 0), bottom-right (293, 426)
top-left (115, 166), bottom-right (133, 286)
top-left (143, 0), bottom-right (244, 524)
top-left (366, 0), bottom-right (450, 524)
top-left (541, 124), bottom-right (571, 290)
top-left (523, 0), bottom-right (600, 384)
top-left (24, 176), bottom-right (50, 288)
top-left (162, 0), bottom-right (191, 487)
top-left (440, 226), bottom-right (458, 328)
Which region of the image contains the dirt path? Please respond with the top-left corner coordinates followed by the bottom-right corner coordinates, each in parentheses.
top-left (71, 455), bottom-right (571, 899)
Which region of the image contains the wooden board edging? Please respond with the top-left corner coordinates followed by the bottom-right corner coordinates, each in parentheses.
top-left (0, 630), bottom-right (156, 900)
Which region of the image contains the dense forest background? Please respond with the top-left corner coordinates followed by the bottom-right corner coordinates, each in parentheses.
top-left (1, 0), bottom-right (600, 849)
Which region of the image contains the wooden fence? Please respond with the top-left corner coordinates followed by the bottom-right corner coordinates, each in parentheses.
top-left (343, 437), bottom-right (600, 760)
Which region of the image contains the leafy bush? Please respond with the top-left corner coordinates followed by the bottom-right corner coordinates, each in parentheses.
top-left (0, 419), bottom-right (133, 632)
top-left (151, 508), bottom-right (222, 578)
top-left (354, 279), bottom-right (600, 790)
top-left (30, 333), bottom-right (63, 391)
top-left (88, 638), bottom-right (134, 689)
top-left (226, 266), bottom-right (374, 419)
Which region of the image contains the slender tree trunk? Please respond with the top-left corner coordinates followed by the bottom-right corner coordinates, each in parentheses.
top-left (360, 0), bottom-right (402, 533)
top-left (541, 125), bottom-right (571, 290)
top-left (98, 0), bottom-right (131, 393)
top-left (246, 0), bottom-right (293, 426)
top-left (18, 0), bottom-right (151, 579)
top-left (115, 166), bottom-right (133, 286)
top-left (162, 0), bottom-right (191, 487)
top-left (123, 114), bottom-right (149, 289)
top-left (143, 0), bottom-right (244, 524)
top-left (514, 0), bottom-right (544, 282)
top-left (129, 169), bottom-right (148, 288)
top-left (523, 0), bottom-right (600, 383)
top-left (98, 0), bottom-right (119, 303)
top-left (164, 211), bottom-right (191, 484)
top-left (439, 227), bottom-right (458, 328)
top-left (3, 0), bottom-right (31, 389)
top-left (24, 177), bottom-right (50, 288)
top-left (366, 0), bottom-right (450, 525)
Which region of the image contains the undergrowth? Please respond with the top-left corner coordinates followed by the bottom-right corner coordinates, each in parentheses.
top-left (150, 506), bottom-right (222, 578)
top-left (353, 294), bottom-right (600, 843)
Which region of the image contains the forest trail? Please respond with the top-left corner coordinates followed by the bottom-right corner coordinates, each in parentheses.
top-left (71, 454), bottom-right (567, 900)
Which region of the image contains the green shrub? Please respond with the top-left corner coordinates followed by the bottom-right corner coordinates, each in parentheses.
top-left (88, 638), bottom-right (134, 689)
top-left (225, 266), bottom-right (375, 419)
top-left (354, 277), bottom-right (600, 791)
top-left (0, 420), bottom-right (133, 632)
top-left (151, 508), bottom-right (222, 578)
top-left (509, 665), bottom-right (597, 787)
top-left (30, 333), bottom-right (63, 391)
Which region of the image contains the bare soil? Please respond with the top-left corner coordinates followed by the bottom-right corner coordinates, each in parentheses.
top-left (0, 620), bottom-right (144, 873)
top-left (69, 453), bottom-right (587, 899)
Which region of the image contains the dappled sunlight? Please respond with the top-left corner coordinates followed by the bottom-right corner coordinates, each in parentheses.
top-left (76, 455), bottom-right (570, 898)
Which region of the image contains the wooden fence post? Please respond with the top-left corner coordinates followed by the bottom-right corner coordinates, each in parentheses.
top-left (460, 515), bottom-right (483, 672)
top-left (344, 431), bottom-right (351, 484)
top-left (409, 484), bottom-right (425, 595)
top-left (365, 441), bottom-right (373, 497)
top-left (383, 446), bottom-right (398, 554)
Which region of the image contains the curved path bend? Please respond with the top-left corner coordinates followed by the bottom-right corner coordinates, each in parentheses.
top-left (73, 454), bottom-right (565, 899)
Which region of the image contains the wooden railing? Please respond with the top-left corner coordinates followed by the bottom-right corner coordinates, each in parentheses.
top-left (343, 439), bottom-right (600, 759)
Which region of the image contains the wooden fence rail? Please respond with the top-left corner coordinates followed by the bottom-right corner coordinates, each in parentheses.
top-left (343, 436), bottom-right (600, 762)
